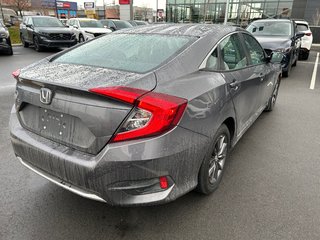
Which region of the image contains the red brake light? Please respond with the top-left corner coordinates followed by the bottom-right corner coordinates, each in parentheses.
top-left (89, 86), bottom-right (188, 142)
top-left (305, 32), bottom-right (312, 36)
top-left (89, 86), bottom-right (147, 104)
top-left (12, 69), bottom-right (20, 80)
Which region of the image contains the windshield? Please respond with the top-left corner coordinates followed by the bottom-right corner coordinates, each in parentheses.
top-left (247, 21), bottom-right (292, 37)
top-left (53, 34), bottom-right (195, 73)
top-left (79, 20), bottom-right (103, 28)
top-left (114, 21), bottom-right (132, 29)
top-left (33, 17), bottom-right (64, 27)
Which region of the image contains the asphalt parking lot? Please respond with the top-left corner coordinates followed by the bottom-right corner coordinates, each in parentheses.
top-left (0, 46), bottom-right (320, 240)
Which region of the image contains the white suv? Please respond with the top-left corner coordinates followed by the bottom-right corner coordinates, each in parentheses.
top-left (295, 20), bottom-right (313, 60)
top-left (67, 18), bottom-right (112, 42)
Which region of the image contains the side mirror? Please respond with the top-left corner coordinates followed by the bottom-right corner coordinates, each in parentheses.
top-left (73, 25), bottom-right (78, 29)
top-left (295, 31), bottom-right (305, 39)
top-left (26, 24), bottom-right (33, 29)
top-left (267, 52), bottom-right (283, 64)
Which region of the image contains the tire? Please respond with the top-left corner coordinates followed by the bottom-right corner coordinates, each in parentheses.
top-left (303, 51), bottom-right (309, 60)
top-left (196, 124), bottom-right (230, 195)
top-left (7, 47), bottom-right (13, 55)
top-left (79, 34), bottom-right (85, 43)
top-left (264, 77), bottom-right (281, 112)
top-left (33, 36), bottom-right (42, 52)
top-left (292, 57), bottom-right (297, 67)
top-left (20, 34), bottom-right (29, 48)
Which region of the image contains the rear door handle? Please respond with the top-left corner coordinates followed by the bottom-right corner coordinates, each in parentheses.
top-left (229, 79), bottom-right (240, 90)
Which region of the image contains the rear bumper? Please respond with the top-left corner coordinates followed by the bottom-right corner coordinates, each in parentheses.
top-left (38, 37), bottom-right (77, 48)
top-left (10, 108), bottom-right (209, 206)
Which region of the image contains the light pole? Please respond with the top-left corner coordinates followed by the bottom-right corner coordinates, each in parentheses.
top-left (155, 0), bottom-right (158, 22)
top-left (223, 0), bottom-right (230, 24)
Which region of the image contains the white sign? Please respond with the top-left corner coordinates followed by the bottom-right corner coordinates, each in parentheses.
top-left (84, 2), bottom-right (95, 10)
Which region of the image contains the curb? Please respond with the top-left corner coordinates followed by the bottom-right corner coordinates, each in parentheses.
top-left (12, 43), bottom-right (22, 47)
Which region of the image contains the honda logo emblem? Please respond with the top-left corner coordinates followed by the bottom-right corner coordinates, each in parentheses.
top-left (39, 88), bottom-right (53, 105)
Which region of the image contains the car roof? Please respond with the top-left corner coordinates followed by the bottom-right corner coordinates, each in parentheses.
top-left (30, 16), bottom-right (57, 18)
top-left (295, 20), bottom-right (309, 25)
top-left (251, 19), bottom-right (291, 23)
top-left (116, 23), bottom-right (239, 38)
top-left (73, 18), bottom-right (97, 21)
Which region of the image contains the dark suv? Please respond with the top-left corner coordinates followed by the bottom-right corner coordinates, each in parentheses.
top-left (247, 19), bottom-right (304, 77)
top-left (20, 16), bottom-right (77, 52)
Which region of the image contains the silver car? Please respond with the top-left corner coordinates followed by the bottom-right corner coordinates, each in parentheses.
top-left (10, 24), bottom-right (282, 206)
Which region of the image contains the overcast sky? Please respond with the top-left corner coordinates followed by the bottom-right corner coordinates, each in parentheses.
top-left (77, 0), bottom-right (166, 10)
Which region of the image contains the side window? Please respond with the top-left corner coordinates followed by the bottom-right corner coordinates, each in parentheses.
top-left (242, 34), bottom-right (265, 65)
top-left (219, 34), bottom-right (248, 70)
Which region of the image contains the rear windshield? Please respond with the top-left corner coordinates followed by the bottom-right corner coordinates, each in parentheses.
top-left (114, 21), bottom-right (132, 29)
top-left (247, 21), bottom-right (292, 37)
top-left (33, 17), bottom-right (64, 27)
top-left (297, 24), bottom-right (308, 31)
top-left (53, 34), bottom-right (195, 73)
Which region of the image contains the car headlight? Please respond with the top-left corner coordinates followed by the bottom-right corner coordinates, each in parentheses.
top-left (84, 31), bottom-right (95, 37)
top-left (0, 32), bottom-right (7, 38)
top-left (38, 31), bottom-right (50, 37)
top-left (275, 47), bottom-right (291, 53)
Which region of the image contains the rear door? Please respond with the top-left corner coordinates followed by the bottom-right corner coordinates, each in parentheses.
top-left (218, 33), bottom-right (262, 134)
top-left (241, 32), bottom-right (273, 108)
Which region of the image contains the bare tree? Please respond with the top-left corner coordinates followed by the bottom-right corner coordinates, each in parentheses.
top-left (12, 0), bottom-right (30, 17)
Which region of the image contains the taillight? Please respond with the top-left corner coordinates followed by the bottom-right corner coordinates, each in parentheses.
top-left (89, 86), bottom-right (188, 142)
top-left (12, 69), bottom-right (20, 80)
top-left (305, 32), bottom-right (312, 36)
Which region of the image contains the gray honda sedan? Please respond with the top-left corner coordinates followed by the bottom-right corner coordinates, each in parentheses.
top-left (10, 24), bottom-right (282, 206)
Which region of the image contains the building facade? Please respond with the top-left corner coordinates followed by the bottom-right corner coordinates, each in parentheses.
top-left (166, 0), bottom-right (320, 26)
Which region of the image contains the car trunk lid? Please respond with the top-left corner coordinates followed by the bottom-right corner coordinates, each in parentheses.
top-left (16, 60), bottom-right (156, 154)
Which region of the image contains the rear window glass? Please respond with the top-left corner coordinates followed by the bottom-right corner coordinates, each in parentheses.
top-left (297, 24), bottom-right (308, 31)
top-left (53, 34), bottom-right (195, 73)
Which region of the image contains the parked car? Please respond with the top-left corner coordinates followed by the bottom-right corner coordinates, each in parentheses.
top-left (295, 20), bottom-right (313, 60)
top-left (134, 20), bottom-right (149, 26)
top-left (98, 19), bottom-right (133, 31)
top-left (20, 16), bottom-right (77, 52)
top-left (66, 18), bottom-right (112, 42)
top-left (247, 19), bottom-right (304, 77)
top-left (0, 20), bottom-right (13, 55)
top-left (10, 24), bottom-right (282, 206)
top-left (59, 18), bottom-right (68, 26)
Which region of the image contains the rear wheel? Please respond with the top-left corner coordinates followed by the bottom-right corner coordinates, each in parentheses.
top-left (303, 51), bottom-right (310, 60)
top-left (196, 124), bottom-right (230, 194)
top-left (265, 77), bottom-right (280, 112)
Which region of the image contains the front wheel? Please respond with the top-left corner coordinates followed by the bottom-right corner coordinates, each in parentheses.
top-left (196, 124), bottom-right (230, 195)
top-left (21, 34), bottom-right (29, 48)
top-left (265, 77), bottom-right (281, 112)
top-left (79, 34), bottom-right (85, 43)
top-left (33, 36), bottom-right (43, 52)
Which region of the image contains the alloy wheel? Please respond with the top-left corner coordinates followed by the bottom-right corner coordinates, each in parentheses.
top-left (208, 134), bottom-right (227, 184)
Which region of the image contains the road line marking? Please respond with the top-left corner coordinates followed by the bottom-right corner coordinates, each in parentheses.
top-left (310, 52), bottom-right (319, 90)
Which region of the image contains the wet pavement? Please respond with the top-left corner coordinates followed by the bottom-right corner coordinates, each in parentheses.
top-left (1, 47), bottom-right (320, 240)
